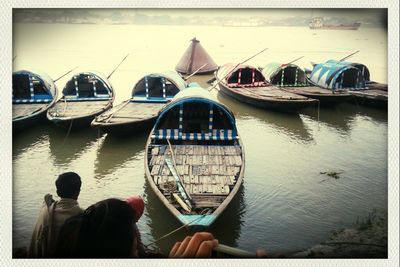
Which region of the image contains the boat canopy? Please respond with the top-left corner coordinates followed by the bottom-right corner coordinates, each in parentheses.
top-left (262, 62), bottom-right (306, 86)
top-left (308, 60), bottom-right (367, 90)
top-left (152, 87), bottom-right (237, 141)
top-left (132, 71), bottom-right (186, 101)
top-left (13, 70), bottom-right (57, 104)
top-left (175, 37), bottom-right (218, 74)
top-left (62, 71), bottom-right (114, 101)
top-left (218, 63), bottom-right (266, 87)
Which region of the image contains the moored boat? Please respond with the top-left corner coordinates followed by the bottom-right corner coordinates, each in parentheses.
top-left (307, 59), bottom-right (387, 108)
top-left (262, 62), bottom-right (352, 104)
top-left (145, 86), bottom-right (244, 228)
top-left (47, 71), bottom-right (115, 129)
top-left (215, 63), bottom-right (318, 112)
top-left (92, 71), bottom-right (187, 135)
top-left (13, 70), bottom-right (58, 132)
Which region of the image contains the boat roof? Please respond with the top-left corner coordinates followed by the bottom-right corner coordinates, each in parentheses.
top-left (175, 37), bottom-right (218, 74)
top-left (218, 63), bottom-right (266, 82)
top-left (13, 69), bottom-right (57, 97)
top-left (62, 70), bottom-right (114, 97)
top-left (155, 86), bottom-right (236, 130)
top-left (132, 70), bottom-right (187, 96)
top-left (308, 59), bottom-right (367, 90)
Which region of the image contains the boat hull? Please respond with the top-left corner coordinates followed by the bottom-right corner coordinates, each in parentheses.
top-left (218, 83), bottom-right (317, 112)
top-left (350, 90), bottom-right (388, 109)
top-left (94, 116), bottom-right (157, 136)
top-left (282, 86), bottom-right (353, 105)
top-left (12, 109), bottom-right (47, 132)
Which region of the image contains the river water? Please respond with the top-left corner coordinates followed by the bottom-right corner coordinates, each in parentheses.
top-left (12, 23), bottom-right (387, 255)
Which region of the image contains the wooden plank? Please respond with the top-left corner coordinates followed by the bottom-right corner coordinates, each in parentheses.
top-left (151, 147), bottom-right (159, 156)
top-left (150, 165), bottom-right (161, 176)
top-left (161, 165), bottom-right (171, 176)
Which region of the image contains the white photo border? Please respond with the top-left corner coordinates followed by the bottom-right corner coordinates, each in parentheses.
top-left (1, 1), bottom-right (398, 267)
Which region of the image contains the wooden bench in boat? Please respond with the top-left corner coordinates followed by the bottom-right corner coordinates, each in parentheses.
top-left (49, 100), bottom-right (110, 117)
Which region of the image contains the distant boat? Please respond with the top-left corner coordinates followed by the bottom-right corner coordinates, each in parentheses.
top-left (176, 38), bottom-right (218, 75)
top-left (309, 17), bottom-right (361, 30)
top-left (262, 62), bottom-right (352, 104)
top-left (215, 63), bottom-right (318, 112)
top-left (92, 71), bottom-right (187, 135)
top-left (13, 70), bottom-right (58, 131)
top-left (47, 71), bottom-right (115, 129)
top-left (145, 86), bottom-right (244, 227)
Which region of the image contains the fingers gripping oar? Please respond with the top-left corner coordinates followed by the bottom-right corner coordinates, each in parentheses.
top-left (208, 47), bottom-right (269, 91)
top-left (54, 66), bottom-right (79, 82)
top-left (339, 50), bottom-right (360, 62)
top-left (184, 63), bottom-right (208, 80)
top-left (107, 53), bottom-right (129, 79)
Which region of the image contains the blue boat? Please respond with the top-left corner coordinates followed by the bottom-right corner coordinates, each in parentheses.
top-left (47, 71), bottom-right (115, 129)
top-left (262, 62), bottom-right (352, 104)
top-left (145, 86), bottom-right (244, 228)
top-left (91, 71), bottom-right (187, 135)
top-left (12, 70), bottom-right (58, 131)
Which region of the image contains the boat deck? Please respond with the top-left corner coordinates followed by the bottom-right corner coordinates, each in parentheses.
top-left (13, 103), bottom-right (48, 119)
top-left (350, 89), bottom-right (388, 99)
top-left (96, 102), bottom-right (165, 124)
top-left (228, 85), bottom-right (312, 101)
top-left (48, 100), bottom-right (110, 118)
top-left (148, 144), bottom-right (242, 209)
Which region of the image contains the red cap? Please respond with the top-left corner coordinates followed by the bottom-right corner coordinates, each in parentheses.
top-left (126, 195), bottom-right (145, 222)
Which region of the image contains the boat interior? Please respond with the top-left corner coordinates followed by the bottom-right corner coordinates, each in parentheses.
top-left (147, 99), bottom-right (243, 215)
top-left (63, 73), bottom-right (111, 98)
top-left (226, 67), bottom-right (266, 87)
top-left (133, 76), bottom-right (180, 99)
top-left (271, 66), bottom-right (307, 86)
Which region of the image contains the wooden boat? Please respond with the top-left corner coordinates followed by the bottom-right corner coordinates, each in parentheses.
top-left (145, 86), bottom-right (244, 228)
top-left (13, 70), bottom-right (58, 132)
top-left (91, 71), bottom-right (186, 135)
top-left (306, 59), bottom-right (387, 108)
top-left (262, 62), bottom-right (352, 104)
top-left (215, 63), bottom-right (318, 112)
top-left (47, 71), bottom-right (115, 129)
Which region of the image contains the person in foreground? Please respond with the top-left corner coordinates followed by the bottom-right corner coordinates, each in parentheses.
top-left (55, 197), bottom-right (221, 258)
top-left (28, 172), bottom-right (83, 257)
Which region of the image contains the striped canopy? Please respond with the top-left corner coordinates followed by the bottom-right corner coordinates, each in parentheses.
top-left (262, 62), bottom-right (306, 86)
top-left (218, 63), bottom-right (266, 87)
top-left (308, 60), bottom-right (367, 90)
top-left (152, 87), bottom-right (237, 141)
top-left (12, 70), bottom-right (57, 104)
top-left (132, 70), bottom-right (186, 102)
top-left (62, 71), bottom-right (114, 101)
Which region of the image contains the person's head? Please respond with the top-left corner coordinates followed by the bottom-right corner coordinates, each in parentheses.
top-left (76, 198), bottom-right (140, 258)
top-left (55, 172), bottom-right (82, 200)
top-left (126, 195), bottom-right (145, 222)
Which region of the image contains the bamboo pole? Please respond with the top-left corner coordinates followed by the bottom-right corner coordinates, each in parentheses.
top-left (107, 53), bottom-right (129, 79)
top-left (54, 66), bottom-right (79, 82)
top-left (184, 63), bottom-right (208, 80)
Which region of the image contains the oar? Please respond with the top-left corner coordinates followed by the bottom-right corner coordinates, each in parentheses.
top-left (184, 63), bottom-right (208, 80)
top-left (208, 47), bottom-right (269, 91)
top-left (339, 50), bottom-right (359, 62)
top-left (54, 66), bottom-right (79, 83)
top-left (281, 56), bottom-right (304, 67)
top-left (12, 55), bottom-right (17, 62)
top-left (107, 53), bottom-right (129, 79)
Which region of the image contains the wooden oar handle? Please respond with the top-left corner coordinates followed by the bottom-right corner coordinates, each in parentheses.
top-left (214, 244), bottom-right (256, 258)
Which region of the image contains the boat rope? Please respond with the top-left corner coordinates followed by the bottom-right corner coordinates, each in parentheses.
top-left (144, 214), bottom-right (207, 248)
top-left (317, 100), bottom-right (320, 126)
top-left (61, 119), bottom-right (74, 147)
top-left (208, 47), bottom-right (268, 91)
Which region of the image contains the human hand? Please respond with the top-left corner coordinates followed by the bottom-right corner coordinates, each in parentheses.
top-left (169, 232), bottom-right (218, 258)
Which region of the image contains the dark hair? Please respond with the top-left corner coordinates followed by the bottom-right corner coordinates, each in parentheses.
top-left (55, 172), bottom-right (81, 198)
top-left (56, 198), bottom-right (137, 258)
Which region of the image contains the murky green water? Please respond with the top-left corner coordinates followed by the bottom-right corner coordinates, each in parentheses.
top-left (12, 23), bottom-right (387, 255)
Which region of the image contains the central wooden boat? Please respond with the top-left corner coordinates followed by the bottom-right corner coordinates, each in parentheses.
top-left (47, 71), bottom-right (115, 129)
top-left (262, 62), bottom-right (352, 104)
top-left (91, 71), bottom-right (186, 135)
top-left (215, 63), bottom-right (317, 112)
top-left (13, 70), bottom-right (58, 132)
top-left (145, 86), bottom-right (244, 227)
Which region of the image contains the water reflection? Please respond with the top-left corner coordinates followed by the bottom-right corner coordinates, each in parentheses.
top-left (48, 127), bottom-right (102, 165)
top-left (94, 132), bottom-right (147, 178)
top-left (12, 122), bottom-right (52, 159)
top-left (143, 180), bottom-right (245, 256)
top-left (300, 102), bottom-right (387, 133)
top-left (216, 92), bottom-right (314, 142)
